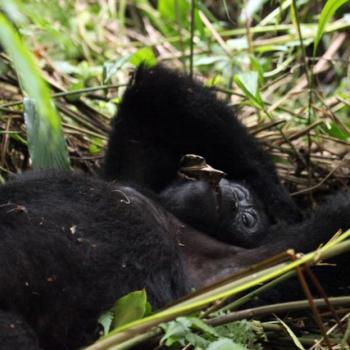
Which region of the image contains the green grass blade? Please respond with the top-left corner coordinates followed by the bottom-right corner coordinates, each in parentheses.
top-left (313, 0), bottom-right (348, 56)
top-left (0, 13), bottom-right (70, 170)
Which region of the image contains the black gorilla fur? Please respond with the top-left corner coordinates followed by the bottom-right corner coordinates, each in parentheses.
top-left (0, 65), bottom-right (350, 349)
top-left (105, 65), bottom-right (302, 246)
top-left (105, 65), bottom-right (301, 225)
top-left (159, 178), bottom-right (270, 247)
top-left (0, 171), bottom-right (188, 349)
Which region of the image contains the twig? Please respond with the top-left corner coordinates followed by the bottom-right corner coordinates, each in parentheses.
top-left (288, 250), bottom-right (332, 350)
top-left (208, 297), bottom-right (350, 326)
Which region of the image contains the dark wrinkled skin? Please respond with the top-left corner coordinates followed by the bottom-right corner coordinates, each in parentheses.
top-left (160, 179), bottom-right (270, 247)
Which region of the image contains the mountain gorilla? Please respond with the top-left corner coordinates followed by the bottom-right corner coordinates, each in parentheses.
top-left (104, 64), bottom-right (350, 291)
top-left (105, 64), bottom-right (302, 247)
top-left (0, 65), bottom-right (349, 350)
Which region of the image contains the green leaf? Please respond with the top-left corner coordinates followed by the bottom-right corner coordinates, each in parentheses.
top-left (215, 320), bottom-right (262, 349)
top-left (185, 332), bottom-right (208, 348)
top-left (250, 56), bottom-right (265, 85)
top-left (88, 137), bottom-right (104, 155)
top-left (0, 13), bottom-right (70, 170)
top-left (194, 56), bottom-right (226, 66)
top-left (98, 311), bottom-right (114, 336)
top-left (158, 0), bottom-right (189, 24)
top-left (189, 317), bottom-right (218, 337)
top-left (160, 317), bottom-right (192, 346)
top-left (130, 47), bottom-right (157, 67)
top-left (158, 0), bottom-right (204, 35)
top-left (111, 290), bottom-right (150, 330)
top-left (207, 338), bottom-right (248, 350)
top-left (1, 0), bottom-right (26, 24)
top-left (103, 56), bottom-right (130, 84)
top-left (275, 316), bottom-right (305, 350)
top-left (322, 121), bottom-right (349, 140)
top-left (313, 0), bottom-right (348, 55)
top-left (234, 72), bottom-right (264, 109)
top-left (23, 98), bottom-right (69, 169)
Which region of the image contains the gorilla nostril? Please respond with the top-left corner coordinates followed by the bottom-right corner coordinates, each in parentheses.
top-left (231, 199), bottom-right (239, 212)
top-left (242, 212), bottom-right (257, 229)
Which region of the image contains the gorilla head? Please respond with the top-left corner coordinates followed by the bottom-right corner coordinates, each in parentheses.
top-left (160, 178), bottom-right (270, 247)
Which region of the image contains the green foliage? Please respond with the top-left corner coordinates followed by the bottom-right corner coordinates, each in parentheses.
top-left (207, 339), bottom-right (247, 350)
top-left (215, 321), bottom-right (263, 350)
top-left (275, 316), bottom-right (305, 350)
top-left (322, 121), bottom-right (349, 140)
top-left (313, 0), bottom-right (348, 55)
top-left (160, 318), bottom-right (262, 349)
top-left (158, 0), bottom-right (190, 27)
top-left (23, 98), bottom-right (69, 169)
top-left (130, 47), bottom-right (157, 67)
top-left (0, 12), bottom-right (69, 169)
top-left (88, 138), bottom-right (105, 155)
top-left (234, 72), bottom-right (264, 109)
top-left (158, 0), bottom-right (204, 36)
top-left (1, 0), bottom-right (26, 24)
top-left (103, 57), bottom-right (131, 84)
top-left (99, 290), bottom-right (152, 336)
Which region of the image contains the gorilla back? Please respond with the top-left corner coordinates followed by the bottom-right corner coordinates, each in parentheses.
top-left (0, 171), bottom-right (188, 350)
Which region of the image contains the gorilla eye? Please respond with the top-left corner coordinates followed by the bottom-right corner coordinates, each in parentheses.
top-left (242, 212), bottom-right (257, 228)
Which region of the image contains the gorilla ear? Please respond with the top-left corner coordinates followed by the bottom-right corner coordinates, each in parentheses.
top-left (130, 62), bottom-right (158, 86)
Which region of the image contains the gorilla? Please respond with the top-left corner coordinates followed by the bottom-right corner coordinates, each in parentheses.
top-left (105, 65), bottom-right (302, 247)
top-left (0, 171), bottom-right (189, 350)
top-left (0, 65), bottom-right (349, 350)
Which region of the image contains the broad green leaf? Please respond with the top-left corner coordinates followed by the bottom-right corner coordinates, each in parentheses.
top-left (111, 290), bottom-right (150, 329)
top-left (234, 72), bottom-right (264, 109)
top-left (0, 13), bottom-right (69, 169)
top-left (313, 0), bottom-right (348, 55)
top-left (130, 47), bottom-right (157, 67)
top-left (158, 0), bottom-right (189, 23)
top-left (207, 338), bottom-right (248, 350)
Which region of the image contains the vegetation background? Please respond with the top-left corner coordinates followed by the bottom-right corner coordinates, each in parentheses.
top-left (1, 0), bottom-right (350, 349)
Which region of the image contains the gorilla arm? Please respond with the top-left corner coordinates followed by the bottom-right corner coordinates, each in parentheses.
top-left (176, 191), bottom-right (350, 295)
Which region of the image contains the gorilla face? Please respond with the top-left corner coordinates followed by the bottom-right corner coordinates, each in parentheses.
top-left (159, 178), bottom-right (270, 247)
top-left (218, 179), bottom-right (270, 247)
